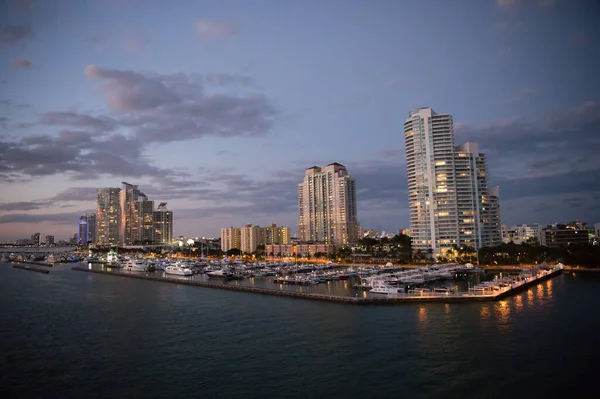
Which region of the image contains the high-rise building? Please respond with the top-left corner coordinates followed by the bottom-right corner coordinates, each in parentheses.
top-left (221, 227), bottom-right (241, 252)
top-left (298, 162), bottom-right (358, 245)
top-left (454, 142), bottom-right (501, 248)
top-left (45, 235), bottom-right (54, 245)
top-left (85, 213), bottom-right (97, 244)
top-left (152, 202), bottom-right (173, 244)
top-left (78, 216), bottom-right (89, 246)
top-left (120, 182), bottom-right (144, 245)
top-left (97, 187), bottom-right (121, 245)
top-left (404, 107), bottom-right (501, 256)
top-left (404, 108), bottom-right (458, 256)
top-left (138, 198), bottom-right (155, 244)
top-left (264, 223), bottom-right (291, 245)
top-left (30, 232), bottom-right (40, 245)
top-left (240, 224), bottom-right (265, 253)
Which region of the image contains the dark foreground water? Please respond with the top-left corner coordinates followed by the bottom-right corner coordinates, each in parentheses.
top-left (1, 263), bottom-right (599, 399)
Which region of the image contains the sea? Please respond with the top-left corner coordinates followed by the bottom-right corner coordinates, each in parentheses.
top-left (1, 262), bottom-right (599, 399)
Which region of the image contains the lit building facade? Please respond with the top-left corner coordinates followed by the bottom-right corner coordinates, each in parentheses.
top-left (45, 235), bottom-right (54, 245)
top-left (97, 187), bottom-right (121, 245)
top-left (138, 199), bottom-right (155, 243)
top-left (31, 233), bottom-right (40, 246)
top-left (298, 162), bottom-right (358, 245)
top-left (404, 108), bottom-right (458, 255)
top-left (78, 216), bottom-right (89, 246)
top-left (454, 142), bottom-right (501, 249)
top-left (120, 182), bottom-right (144, 245)
top-left (538, 225), bottom-right (589, 247)
top-left (266, 243), bottom-right (336, 257)
top-left (264, 223), bottom-right (291, 245)
top-left (152, 202), bottom-right (173, 244)
top-left (240, 224), bottom-right (265, 253)
top-left (85, 213), bottom-right (97, 244)
top-left (221, 227), bottom-right (241, 252)
top-left (502, 224), bottom-right (540, 244)
top-left (404, 108), bottom-right (501, 256)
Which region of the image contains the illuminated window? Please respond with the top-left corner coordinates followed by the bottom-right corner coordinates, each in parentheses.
top-left (435, 161), bottom-right (446, 166)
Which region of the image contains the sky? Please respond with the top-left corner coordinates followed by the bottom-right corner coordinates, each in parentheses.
top-left (0, 0), bottom-right (599, 241)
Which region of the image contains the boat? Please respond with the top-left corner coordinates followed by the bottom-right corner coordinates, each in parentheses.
top-left (46, 254), bottom-right (56, 263)
top-left (370, 283), bottom-right (401, 294)
top-left (207, 269), bottom-right (233, 279)
top-left (165, 265), bottom-right (193, 276)
top-left (122, 259), bottom-right (147, 272)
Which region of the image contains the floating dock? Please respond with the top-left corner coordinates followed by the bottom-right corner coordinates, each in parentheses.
top-left (71, 265), bottom-right (563, 305)
top-left (13, 264), bottom-right (50, 274)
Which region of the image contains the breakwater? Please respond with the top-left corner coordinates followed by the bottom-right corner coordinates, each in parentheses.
top-left (13, 264), bottom-right (50, 274)
top-left (71, 266), bottom-right (563, 305)
top-left (17, 260), bottom-right (54, 267)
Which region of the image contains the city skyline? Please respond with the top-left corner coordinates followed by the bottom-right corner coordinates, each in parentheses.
top-left (1, 0), bottom-right (599, 241)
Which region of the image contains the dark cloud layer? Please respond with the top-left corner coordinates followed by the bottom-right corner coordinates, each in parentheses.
top-left (11, 58), bottom-right (32, 69)
top-left (0, 24), bottom-right (32, 46)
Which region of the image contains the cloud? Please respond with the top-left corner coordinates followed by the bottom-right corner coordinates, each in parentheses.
top-left (6, 0), bottom-right (36, 13)
top-left (206, 73), bottom-right (254, 87)
top-left (124, 37), bottom-right (150, 52)
top-left (455, 100), bottom-right (600, 214)
top-left (11, 58), bottom-right (32, 69)
top-left (0, 211), bottom-right (85, 224)
top-left (195, 20), bottom-right (238, 38)
top-left (84, 65), bottom-right (277, 143)
top-left (40, 111), bottom-right (117, 132)
top-left (0, 65), bottom-right (278, 183)
top-left (505, 86), bottom-right (534, 103)
top-left (0, 24), bottom-right (33, 46)
top-left (0, 201), bottom-right (43, 211)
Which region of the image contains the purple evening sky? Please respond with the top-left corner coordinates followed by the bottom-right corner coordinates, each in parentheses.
top-left (0, 0), bottom-right (599, 241)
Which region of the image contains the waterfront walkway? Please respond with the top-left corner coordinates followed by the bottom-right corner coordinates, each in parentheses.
top-left (71, 265), bottom-right (563, 305)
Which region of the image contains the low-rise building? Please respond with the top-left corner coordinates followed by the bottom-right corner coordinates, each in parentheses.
top-left (266, 242), bottom-right (336, 257)
top-left (502, 224), bottom-right (540, 244)
top-left (538, 224), bottom-right (589, 247)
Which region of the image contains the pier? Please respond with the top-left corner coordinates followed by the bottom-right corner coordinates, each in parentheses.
top-left (17, 260), bottom-right (54, 267)
top-left (13, 264), bottom-right (50, 274)
top-left (71, 265), bottom-right (564, 305)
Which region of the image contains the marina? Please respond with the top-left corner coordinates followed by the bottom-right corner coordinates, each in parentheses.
top-left (70, 262), bottom-right (564, 304)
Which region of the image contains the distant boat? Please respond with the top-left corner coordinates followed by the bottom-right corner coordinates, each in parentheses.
top-left (370, 283), bottom-right (400, 295)
top-left (122, 259), bottom-right (147, 272)
top-left (165, 265), bottom-right (193, 276)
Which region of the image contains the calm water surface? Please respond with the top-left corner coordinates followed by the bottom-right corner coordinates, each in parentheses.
top-left (1, 263), bottom-right (598, 398)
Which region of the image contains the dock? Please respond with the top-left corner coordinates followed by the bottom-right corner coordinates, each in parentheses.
top-left (16, 260), bottom-right (54, 267)
top-left (13, 264), bottom-right (50, 274)
top-left (71, 265), bottom-right (563, 305)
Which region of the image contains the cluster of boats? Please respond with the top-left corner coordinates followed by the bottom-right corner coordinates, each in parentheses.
top-left (357, 263), bottom-right (481, 295)
top-left (1, 253), bottom-right (80, 263)
top-left (468, 264), bottom-right (564, 295)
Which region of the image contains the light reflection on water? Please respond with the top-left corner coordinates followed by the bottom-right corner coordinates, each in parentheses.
top-left (2, 262), bottom-right (599, 398)
top-left (480, 305), bottom-right (490, 320)
top-left (417, 306), bottom-right (428, 327)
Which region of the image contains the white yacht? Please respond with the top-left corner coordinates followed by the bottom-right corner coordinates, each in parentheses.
top-left (207, 269), bottom-right (230, 278)
top-left (370, 283), bottom-right (401, 295)
top-left (122, 259), bottom-right (147, 272)
top-left (165, 264), bottom-right (193, 276)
